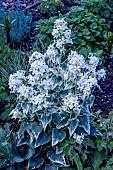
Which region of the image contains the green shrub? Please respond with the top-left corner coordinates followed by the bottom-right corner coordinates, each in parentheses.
top-left (6, 18), bottom-right (106, 169)
top-left (65, 6), bottom-right (110, 56)
top-left (35, 6), bottom-right (109, 59)
top-left (81, 0), bottom-right (113, 23)
top-left (38, 0), bottom-right (64, 17)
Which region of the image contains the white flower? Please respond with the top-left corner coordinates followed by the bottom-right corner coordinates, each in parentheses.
top-left (73, 133), bottom-right (84, 144)
top-left (29, 51), bottom-right (44, 64)
top-left (97, 69), bottom-right (106, 79)
top-left (88, 53), bottom-right (99, 68)
top-left (63, 73), bottom-right (69, 80)
top-left (9, 70), bottom-right (26, 93)
top-left (52, 18), bottom-right (72, 47)
top-left (62, 93), bottom-right (80, 113)
top-left (17, 85), bottom-right (35, 100)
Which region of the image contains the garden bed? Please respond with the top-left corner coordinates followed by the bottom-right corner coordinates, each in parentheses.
top-left (0, 0), bottom-right (113, 170)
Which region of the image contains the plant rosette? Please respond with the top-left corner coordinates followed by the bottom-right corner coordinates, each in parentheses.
top-left (8, 18), bottom-right (106, 169)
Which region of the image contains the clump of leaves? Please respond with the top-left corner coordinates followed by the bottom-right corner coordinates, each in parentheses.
top-left (81, 0), bottom-right (113, 22)
top-left (38, 0), bottom-right (64, 17)
top-left (65, 6), bottom-right (110, 57)
top-left (35, 6), bottom-right (109, 62)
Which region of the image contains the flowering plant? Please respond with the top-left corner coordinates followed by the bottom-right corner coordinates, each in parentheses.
top-left (9, 18), bottom-right (105, 169)
top-left (38, 0), bottom-right (64, 17)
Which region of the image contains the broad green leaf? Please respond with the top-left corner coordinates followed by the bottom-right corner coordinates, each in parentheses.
top-left (95, 50), bottom-right (103, 57)
top-left (12, 147), bottom-right (33, 163)
top-left (52, 128), bottom-right (66, 146)
top-left (92, 150), bottom-right (105, 169)
top-left (83, 29), bottom-right (90, 36)
top-left (0, 141), bottom-right (12, 157)
top-left (28, 157), bottom-right (44, 169)
top-left (52, 113), bottom-right (62, 124)
top-left (68, 119), bottom-right (79, 137)
top-left (18, 122), bottom-right (31, 138)
top-left (72, 152), bottom-right (83, 170)
top-left (0, 127), bottom-right (6, 140)
top-left (90, 22), bottom-right (97, 29)
top-left (90, 124), bottom-right (102, 136)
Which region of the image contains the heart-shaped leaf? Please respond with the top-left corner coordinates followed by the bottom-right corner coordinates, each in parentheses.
top-left (68, 119), bottom-right (79, 137)
top-left (31, 122), bottom-right (43, 140)
top-left (45, 164), bottom-right (58, 170)
top-left (40, 114), bottom-right (52, 131)
top-left (35, 131), bottom-right (50, 148)
top-left (57, 117), bottom-right (70, 129)
top-left (52, 128), bottom-right (66, 146)
top-left (79, 115), bottom-right (90, 135)
top-left (47, 150), bottom-right (67, 166)
top-left (28, 157), bottom-right (44, 169)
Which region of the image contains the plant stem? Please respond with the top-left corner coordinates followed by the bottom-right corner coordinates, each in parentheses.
top-left (105, 124), bottom-right (109, 165)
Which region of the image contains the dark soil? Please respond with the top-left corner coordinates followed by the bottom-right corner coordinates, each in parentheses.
top-left (93, 72), bottom-right (113, 117)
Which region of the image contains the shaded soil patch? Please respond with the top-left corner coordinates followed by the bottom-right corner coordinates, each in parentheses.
top-left (93, 72), bottom-right (113, 117)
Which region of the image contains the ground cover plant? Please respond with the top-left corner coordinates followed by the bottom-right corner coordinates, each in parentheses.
top-left (0, 0), bottom-right (113, 169)
top-left (38, 0), bottom-right (64, 17)
top-left (34, 5), bottom-right (110, 64)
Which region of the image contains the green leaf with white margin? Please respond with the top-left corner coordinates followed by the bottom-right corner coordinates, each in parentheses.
top-left (31, 122), bottom-right (43, 140)
top-left (47, 150), bottom-right (68, 166)
top-left (21, 102), bottom-right (29, 113)
top-left (68, 119), bottom-right (79, 137)
top-left (28, 157), bottom-right (44, 169)
top-left (57, 117), bottom-right (70, 129)
top-left (12, 147), bottom-right (33, 163)
top-left (52, 113), bottom-right (63, 125)
top-left (79, 115), bottom-right (90, 135)
top-left (17, 136), bottom-right (30, 146)
top-left (18, 122), bottom-right (31, 138)
top-left (35, 131), bottom-right (50, 148)
top-left (45, 164), bottom-right (58, 170)
top-left (52, 128), bottom-right (66, 146)
top-left (40, 114), bottom-right (52, 131)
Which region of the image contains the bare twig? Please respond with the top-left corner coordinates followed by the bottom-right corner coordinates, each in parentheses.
top-left (105, 124), bottom-right (109, 165)
top-left (24, 1), bottom-right (41, 11)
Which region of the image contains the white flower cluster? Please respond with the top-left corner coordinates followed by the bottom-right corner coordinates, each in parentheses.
top-left (62, 93), bottom-right (80, 114)
top-left (52, 18), bottom-right (73, 52)
top-left (9, 18), bottom-right (106, 119)
top-left (9, 70), bottom-right (26, 94)
top-left (73, 133), bottom-right (84, 144)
